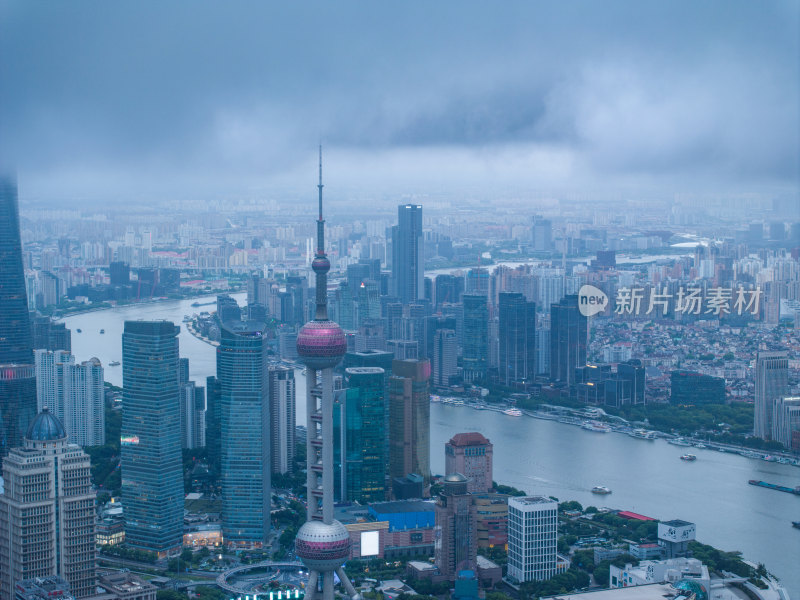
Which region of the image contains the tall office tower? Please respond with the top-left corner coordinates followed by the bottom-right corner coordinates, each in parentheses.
top-left (392, 204), bottom-right (424, 304)
top-left (549, 295), bottom-right (587, 386)
top-left (507, 496), bottom-right (558, 583)
top-left (35, 350), bottom-right (105, 447)
top-left (247, 272), bottom-right (271, 307)
top-left (121, 321), bottom-right (183, 555)
top-left (432, 329), bottom-right (458, 387)
top-left (0, 409), bottom-right (96, 598)
top-left (31, 315), bottom-right (72, 352)
top-left (388, 358), bottom-right (431, 492)
top-left (218, 321), bottom-right (270, 547)
top-left (205, 375), bottom-right (222, 472)
top-left (498, 292), bottom-right (536, 386)
top-left (435, 274), bottom-right (464, 309)
top-left (109, 261), bottom-right (130, 286)
top-left (445, 432), bottom-right (493, 494)
top-left (754, 351), bottom-right (789, 440)
top-left (462, 295), bottom-right (488, 383)
top-left (434, 473), bottom-right (478, 581)
top-left (269, 364), bottom-right (296, 474)
top-left (535, 325), bottom-right (550, 375)
top-left (180, 380), bottom-right (206, 449)
top-left (772, 397), bottom-right (800, 447)
top-left (0, 176), bottom-right (36, 462)
top-left (293, 149), bottom-right (360, 600)
top-left (217, 294), bottom-right (242, 324)
top-left (342, 367), bottom-right (387, 503)
top-left (354, 319), bottom-right (386, 353)
top-left (532, 216), bottom-right (553, 252)
top-left (347, 263), bottom-right (372, 291)
top-left (387, 339), bottom-right (418, 360)
top-left (356, 280), bottom-right (381, 328)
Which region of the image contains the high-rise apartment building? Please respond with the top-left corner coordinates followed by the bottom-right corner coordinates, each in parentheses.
top-left (772, 396), bottom-right (800, 448)
top-left (218, 321), bottom-right (270, 547)
top-left (498, 292), bottom-right (536, 386)
top-left (0, 409), bottom-right (96, 598)
top-left (507, 496), bottom-right (558, 583)
top-left (549, 295), bottom-right (587, 386)
top-left (269, 364), bottom-right (296, 475)
top-left (392, 204), bottom-right (424, 304)
top-left (532, 216), bottom-right (553, 252)
top-left (341, 367), bottom-right (387, 503)
top-left (179, 380), bottom-right (206, 449)
top-left (435, 473), bottom-right (478, 581)
top-left (35, 350), bottom-right (105, 447)
top-left (754, 351), bottom-right (789, 440)
top-left (462, 294), bottom-right (488, 383)
top-left (388, 358), bottom-right (431, 492)
top-left (445, 432), bottom-right (493, 494)
top-left (0, 176), bottom-right (37, 462)
top-left (432, 329), bottom-right (458, 387)
top-left (121, 320), bottom-right (183, 555)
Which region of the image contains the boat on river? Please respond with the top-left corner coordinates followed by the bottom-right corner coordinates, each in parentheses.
top-left (681, 454), bottom-right (697, 461)
top-left (669, 437), bottom-right (692, 447)
top-left (109, 361), bottom-right (120, 366)
top-left (582, 420), bottom-right (611, 432)
top-left (749, 480), bottom-right (800, 495)
top-left (592, 486), bottom-right (612, 494)
top-left (503, 408), bottom-right (522, 417)
top-left (629, 428), bottom-right (657, 440)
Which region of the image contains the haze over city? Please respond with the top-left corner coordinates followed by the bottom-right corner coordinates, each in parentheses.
top-left (1, 1), bottom-right (798, 204)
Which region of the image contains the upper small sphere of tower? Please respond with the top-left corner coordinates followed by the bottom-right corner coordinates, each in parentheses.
top-left (312, 256), bottom-right (330, 274)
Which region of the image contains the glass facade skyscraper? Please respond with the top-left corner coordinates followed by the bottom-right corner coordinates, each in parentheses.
top-left (121, 320), bottom-right (184, 555)
top-left (218, 322), bottom-right (270, 547)
top-left (392, 204), bottom-right (424, 304)
top-left (343, 367), bottom-right (386, 503)
top-left (498, 292), bottom-right (536, 386)
top-left (549, 294), bottom-right (587, 386)
top-left (388, 358), bottom-right (431, 492)
top-left (462, 294), bottom-right (488, 382)
top-left (0, 176), bottom-right (36, 461)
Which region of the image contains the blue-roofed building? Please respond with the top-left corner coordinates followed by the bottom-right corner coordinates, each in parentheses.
top-left (368, 500), bottom-right (436, 531)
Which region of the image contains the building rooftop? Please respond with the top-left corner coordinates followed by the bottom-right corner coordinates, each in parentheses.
top-left (370, 500), bottom-right (436, 514)
top-left (541, 583), bottom-right (689, 600)
top-left (26, 407), bottom-right (67, 441)
top-left (448, 432), bottom-right (491, 447)
top-left (510, 496), bottom-right (557, 506)
top-left (662, 519), bottom-right (694, 528)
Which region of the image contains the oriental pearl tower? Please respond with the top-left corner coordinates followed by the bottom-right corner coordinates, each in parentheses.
top-left (294, 148), bottom-right (360, 600)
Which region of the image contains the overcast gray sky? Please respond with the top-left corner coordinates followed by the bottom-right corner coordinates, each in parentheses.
top-left (1, 1), bottom-right (798, 204)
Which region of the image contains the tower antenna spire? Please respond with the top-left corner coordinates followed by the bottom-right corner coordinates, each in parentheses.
top-left (318, 144), bottom-right (324, 221)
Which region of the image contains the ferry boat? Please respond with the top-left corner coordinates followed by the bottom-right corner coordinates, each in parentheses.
top-left (76, 329), bottom-right (82, 333)
top-left (109, 361), bottom-right (120, 367)
top-left (629, 428), bottom-right (657, 440)
top-left (503, 408), bottom-right (523, 417)
top-left (99, 329), bottom-right (105, 334)
top-left (763, 455), bottom-right (778, 462)
top-left (793, 521), bottom-right (800, 529)
top-left (680, 454), bottom-right (697, 461)
top-left (582, 420), bottom-right (611, 433)
top-left (473, 404), bottom-right (487, 410)
top-left (740, 450), bottom-right (762, 459)
top-left (668, 437), bottom-right (692, 447)
top-left (592, 486), bottom-right (612, 494)
top-left (694, 443), bottom-right (706, 449)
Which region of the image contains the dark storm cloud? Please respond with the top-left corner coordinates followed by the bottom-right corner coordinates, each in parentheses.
top-left (0, 1), bottom-right (797, 201)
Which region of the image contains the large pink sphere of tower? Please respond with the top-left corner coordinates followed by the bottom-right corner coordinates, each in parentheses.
top-left (297, 319), bottom-right (347, 370)
top-left (295, 520), bottom-right (352, 571)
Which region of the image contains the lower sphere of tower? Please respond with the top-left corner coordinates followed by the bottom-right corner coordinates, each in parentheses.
top-left (296, 320), bottom-right (347, 370)
top-left (295, 520), bottom-right (352, 571)
top-left (312, 256), bottom-right (331, 274)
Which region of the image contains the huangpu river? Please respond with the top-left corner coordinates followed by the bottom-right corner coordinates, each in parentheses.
top-left (62, 295), bottom-right (799, 598)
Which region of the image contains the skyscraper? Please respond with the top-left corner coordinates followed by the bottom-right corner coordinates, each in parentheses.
top-left (35, 349), bottom-right (105, 447)
top-left (121, 320), bottom-right (183, 555)
top-left (462, 294), bottom-right (489, 382)
top-left (445, 432), bottom-right (493, 494)
top-left (498, 292), bottom-right (536, 386)
top-left (293, 149), bottom-right (360, 600)
top-left (549, 294), bottom-right (587, 386)
top-left (392, 204), bottom-right (424, 304)
top-left (218, 321), bottom-right (270, 547)
top-left (342, 367), bottom-right (387, 503)
top-left (435, 473), bottom-right (478, 581)
top-left (532, 216), bottom-right (553, 252)
top-left (754, 351), bottom-right (789, 440)
top-left (507, 496), bottom-right (558, 583)
top-left (432, 328), bottom-right (458, 387)
top-left (269, 364), bottom-right (296, 475)
top-left (0, 409), bottom-right (96, 599)
top-left (388, 358), bottom-right (431, 492)
top-left (0, 176), bottom-right (37, 461)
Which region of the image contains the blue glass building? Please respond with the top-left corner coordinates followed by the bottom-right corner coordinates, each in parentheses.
top-left (218, 321), bottom-right (270, 547)
top-left (462, 294), bottom-right (488, 383)
top-left (121, 320), bottom-right (184, 554)
top-left (0, 176), bottom-right (36, 461)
